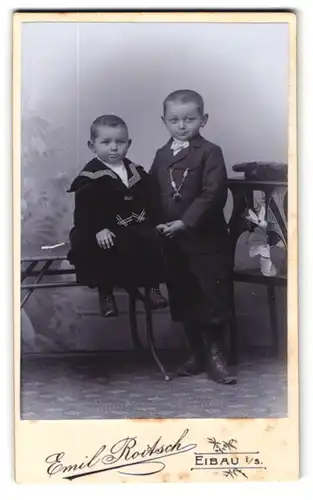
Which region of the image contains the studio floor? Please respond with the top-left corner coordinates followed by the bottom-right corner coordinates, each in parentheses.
top-left (20, 350), bottom-right (287, 419)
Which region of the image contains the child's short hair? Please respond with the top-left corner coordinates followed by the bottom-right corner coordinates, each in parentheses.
top-left (90, 115), bottom-right (128, 141)
top-left (163, 90), bottom-right (204, 115)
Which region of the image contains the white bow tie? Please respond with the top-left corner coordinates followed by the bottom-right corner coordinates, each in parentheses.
top-left (170, 139), bottom-right (190, 156)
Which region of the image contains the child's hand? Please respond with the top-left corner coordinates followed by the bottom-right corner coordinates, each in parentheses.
top-left (156, 224), bottom-right (167, 233)
top-left (163, 220), bottom-right (187, 238)
top-left (96, 228), bottom-right (116, 249)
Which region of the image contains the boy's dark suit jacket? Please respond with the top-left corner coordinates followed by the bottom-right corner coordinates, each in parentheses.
top-left (150, 134), bottom-right (232, 324)
top-left (67, 157), bottom-right (165, 289)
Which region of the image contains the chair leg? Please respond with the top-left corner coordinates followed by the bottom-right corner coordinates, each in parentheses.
top-left (267, 285), bottom-right (279, 357)
top-left (128, 294), bottom-right (143, 352)
top-left (144, 287), bottom-right (171, 381)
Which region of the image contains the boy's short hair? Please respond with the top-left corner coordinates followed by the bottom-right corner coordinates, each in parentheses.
top-left (90, 115), bottom-right (128, 141)
top-left (163, 90), bottom-right (204, 115)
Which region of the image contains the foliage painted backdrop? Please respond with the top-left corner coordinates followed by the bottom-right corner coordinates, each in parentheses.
top-left (21, 112), bottom-right (93, 353)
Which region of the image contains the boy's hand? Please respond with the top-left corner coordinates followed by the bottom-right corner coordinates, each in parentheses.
top-left (156, 224), bottom-right (167, 233)
top-left (163, 220), bottom-right (187, 238)
top-left (96, 228), bottom-right (116, 249)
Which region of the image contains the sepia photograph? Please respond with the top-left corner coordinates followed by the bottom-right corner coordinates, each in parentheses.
top-left (18, 16), bottom-right (290, 423)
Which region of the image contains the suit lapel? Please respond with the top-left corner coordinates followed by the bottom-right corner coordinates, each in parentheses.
top-left (158, 139), bottom-right (189, 169)
top-left (159, 135), bottom-right (203, 169)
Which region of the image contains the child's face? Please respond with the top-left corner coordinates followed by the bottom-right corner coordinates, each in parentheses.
top-left (88, 125), bottom-right (131, 165)
top-left (162, 101), bottom-right (208, 141)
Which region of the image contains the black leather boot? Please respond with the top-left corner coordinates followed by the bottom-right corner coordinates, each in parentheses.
top-left (132, 287), bottom-right (168, 310)
top-left (98, 288), bottom-right (118, 318)
top-left (177, 323), bottom-right (205, 376)
top-left (203, 325), bottom-right (237, 385)
top-left (148, 287), bottom-right (168, 310)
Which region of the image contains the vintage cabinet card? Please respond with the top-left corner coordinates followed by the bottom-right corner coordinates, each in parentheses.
top-left (13, 11), bottom-right (298, 483)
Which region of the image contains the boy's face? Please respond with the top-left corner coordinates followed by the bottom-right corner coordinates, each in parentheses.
top-left (162, 101), bottom-right (208, 141)
top-left (88, 125), bottom-right (131, 165)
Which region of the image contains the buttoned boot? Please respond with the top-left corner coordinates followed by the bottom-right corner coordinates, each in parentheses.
top-left (203, 324), bottom-right (237, 385)
top-left (98, 286), bottom-right (118, 318)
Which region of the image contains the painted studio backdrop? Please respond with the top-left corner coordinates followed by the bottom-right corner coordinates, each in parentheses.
top-left (21, 22), bottom-right (288, 354)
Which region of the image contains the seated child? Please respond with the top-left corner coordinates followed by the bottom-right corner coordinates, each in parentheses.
top-left (150, 89), bottom-right (236, 385)
top-left (67, 114), bottom-right (168, 317)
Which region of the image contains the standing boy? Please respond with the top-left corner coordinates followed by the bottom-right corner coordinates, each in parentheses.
top-left (150, 90), bottom-right (236, 385)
